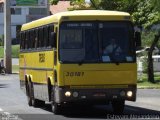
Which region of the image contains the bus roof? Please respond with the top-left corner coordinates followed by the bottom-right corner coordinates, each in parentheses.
top-left (21, 10), bottom-right (131, 31)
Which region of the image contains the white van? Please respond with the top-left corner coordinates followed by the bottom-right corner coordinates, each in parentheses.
top-left (152, 55), bottom-right (160, 72)
top-left (137, 55), bottom-right (160, 72)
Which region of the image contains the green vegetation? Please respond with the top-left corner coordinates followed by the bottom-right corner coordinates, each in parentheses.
top-left (0, 35), bottom-right (4, 46)
top-left (0, 45), bottom-right (20, 58)
top-left (137, 73), bottom-right (160, 88)
top-left (16, 0), bottom-right (38, 6)
top-left (12, 65), bottom-right (19, 73)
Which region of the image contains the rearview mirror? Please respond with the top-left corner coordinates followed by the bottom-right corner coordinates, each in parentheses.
top-left (135, 31), bottom-right (142, 49)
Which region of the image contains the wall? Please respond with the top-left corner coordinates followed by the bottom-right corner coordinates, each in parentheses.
top-left (0, 0), bottom-right (48, 42)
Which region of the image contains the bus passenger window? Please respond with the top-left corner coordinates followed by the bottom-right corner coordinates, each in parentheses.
top-left (38, 29), bottom-right (41, 48)
top-left (40, 28), bottom-right (44, 48)
top-left (20, 32), bottom-right (24, 50)
top-left (26, 31), bottom-right (30, 49)
top-left (23, 32), bottom-right (26, 49)
top-left (28, 31), bottom-right (31, 49)
top-left (44, 27), bottom-right (48, 47)
top-left (46, 26), bottom-right (50, 47)
top-left (25, 32), bottom-right (28, 49)
top-left (31, 30), bottom-right (35, 49)
top-left (49, 25), bottom-right (54, 47)
top-left (35, 29), bottom-right (39, 49)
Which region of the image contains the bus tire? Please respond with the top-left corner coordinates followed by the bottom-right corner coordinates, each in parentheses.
top-left (47, 79), bottom-right (52, 101)
top-left (112, 100), bottom-right (125, 114)
top-left (52, 102), bottom-right (61, 114)
top-left (27, 82), bottom-right (32, 106)
top-left (33, 99), bottom-right (45, 108)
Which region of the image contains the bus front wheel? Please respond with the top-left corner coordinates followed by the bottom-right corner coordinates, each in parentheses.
top-left (112, 100), bottom-right (125, 114)
top-left (52, 102), bottom-right (62, 114)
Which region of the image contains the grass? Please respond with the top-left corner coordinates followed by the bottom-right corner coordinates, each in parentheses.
top-left (0, 45), bottom-right (19, 73)
top-left (0, 45), bottom-right (20, 58)
top-left (16, 0), bottom-right (38, 5)
top-left (12, 65), bottom-right (19, 73)
top-left (137, 73), bottom-right (160, 89)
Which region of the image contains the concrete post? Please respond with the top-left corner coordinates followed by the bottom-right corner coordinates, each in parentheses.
top-left (47, 0), bottom-right (50, 15)
top-left (4, 0), bottom-right (12, 73)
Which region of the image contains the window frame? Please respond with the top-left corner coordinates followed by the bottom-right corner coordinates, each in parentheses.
top-left (20, 23), bottom-right (55, 51)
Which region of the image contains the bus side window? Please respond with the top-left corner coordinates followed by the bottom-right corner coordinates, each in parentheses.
top-left (30, 29), bottom-right (35, 49)
top-left (44, 26), bottom-right (48, 48)
top-left (38, 28), bottom-right (41, 49)
top-left (26, 31), bottom-right (30, 49)
top-left (35, 29), bottom-right (39, 49)
top-left (31, 30), bottom-right (35, 49)
top-left (49, 24), bottom-right (54, 48)
top-left (23, 32), bottom-right (26, 49)
top-left (46, 26), bottom-right (50, 47)
top-left (40, 27), bottom-right (44, 48)
top-left (24, 32), bottom-right (28, 49)
top-left (28, 31), bottom-right (31, 49)
top-left (20, 32), bottom-right (24, 50)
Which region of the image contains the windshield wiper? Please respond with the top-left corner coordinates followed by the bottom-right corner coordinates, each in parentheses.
top-left (109, 54), bottom-right (120, 65)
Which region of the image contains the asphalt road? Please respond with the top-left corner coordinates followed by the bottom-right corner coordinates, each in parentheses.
top-left (0, 74), bottom-right (160, 120)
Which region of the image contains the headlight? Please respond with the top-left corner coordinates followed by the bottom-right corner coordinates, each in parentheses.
top-left (127, 91), bottom-right (133, 97)
top-left (65, 91), bottom-right (71, 97)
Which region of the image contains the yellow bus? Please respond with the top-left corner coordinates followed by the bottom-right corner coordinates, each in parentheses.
top-left (19, 10), bottom-right (140, 114)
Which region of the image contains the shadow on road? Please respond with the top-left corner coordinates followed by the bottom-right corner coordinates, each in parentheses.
top-left (0, 84), bottom-right (8, 88)
top-left (32, 103), bottom-right (160, 119)
top-left (62, 105), bottom-right (160, 119)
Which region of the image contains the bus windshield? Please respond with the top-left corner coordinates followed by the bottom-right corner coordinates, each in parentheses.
top-left (59, 21), bottom-right (135, 63)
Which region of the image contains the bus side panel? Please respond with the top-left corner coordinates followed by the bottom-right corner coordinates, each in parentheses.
top-left (19, 50), bottom-right (54, 101)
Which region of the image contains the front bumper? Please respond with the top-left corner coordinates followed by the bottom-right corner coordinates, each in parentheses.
top-left (54, 85), bottom-right (137, 104)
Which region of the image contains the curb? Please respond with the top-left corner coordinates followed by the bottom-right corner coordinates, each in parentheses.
top-left (138, 86), bottom-right (160, 89)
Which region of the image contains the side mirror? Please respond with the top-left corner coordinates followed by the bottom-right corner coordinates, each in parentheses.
top-left (135, 31), bottom-right (142, 49)
top-left (50, 32), bottom-right (57, 48)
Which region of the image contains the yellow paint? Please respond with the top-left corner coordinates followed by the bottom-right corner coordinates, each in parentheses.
top-left (57, 63), bottom-right (137, 86)
top-left (21, 10), bottom-right (131, 31)
top-left (19, 50), bottom-right (54, 84)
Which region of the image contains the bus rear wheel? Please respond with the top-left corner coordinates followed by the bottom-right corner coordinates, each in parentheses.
top-left (26, 82), bottom-right (32, 106)
top-left (112, 100), bottom-right (125, 114)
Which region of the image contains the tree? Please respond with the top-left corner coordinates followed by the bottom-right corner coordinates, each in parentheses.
top-left (148, 33), bottom-right (160, 83)
top-left (152, 0), bottom-right (160, 11)
top-left (146, 0), bottom-right (160, 83)
top-left (49, 0), bottom-right (59, 5)
top-left (132, 0), bottom-right (160, 29)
